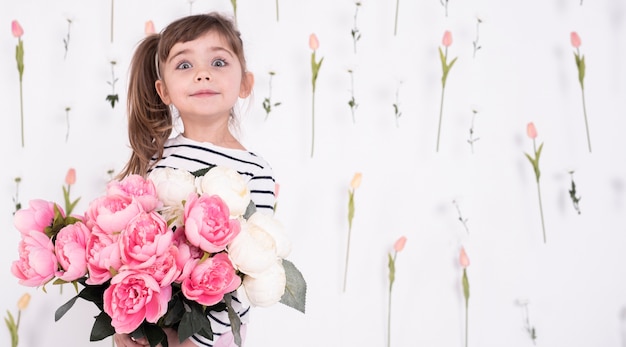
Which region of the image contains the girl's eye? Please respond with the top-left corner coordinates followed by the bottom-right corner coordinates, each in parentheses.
top-left (212, 59), bottom-right (227, 67)
top-left (176, 62), bottom-right (192, 69)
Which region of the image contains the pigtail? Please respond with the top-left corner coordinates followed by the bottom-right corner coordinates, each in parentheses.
top-left (118, 34), bottom-right (172, 178)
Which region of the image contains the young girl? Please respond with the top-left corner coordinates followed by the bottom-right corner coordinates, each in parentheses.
top-left (114, 12), bottom-right (276, 347)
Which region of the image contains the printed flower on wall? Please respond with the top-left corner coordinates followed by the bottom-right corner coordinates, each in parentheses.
top-left (63, 17), bottom-right (73, 59)
top-left (262, 71), bottom-right (281, 120)
top-left (275, 0), bottom-right (280, 21)
top-left (231, 0), bottom-right (238, 22)
top-left (343, 172), bottom-right (361, 292)
top-left (144, 20), bottom-right (155, 35)
top-left (12, 20), bottom-right (26, 147)
top-left (436, 30), bottom-right (458, 152)
top-left (309, 33), bottom-right (324, 157)
top-left (570, 31), bottom-right (592, 152)
top-left (351, 2), bottom-right (362, 53)
top-left (347, 69), bottom-right (358, 123)
top-left (524, 122), bottom-right (547, 243)
top-left (12, 177), bottom-right (22, 215)
top-left (63, 168), bottom-right (80, 216)
top-left (394, 0), bottom-right (400, 35)
top-left (109, 0), bottom-right (115, 42)
top-left (106, 60), bottom-right (119, 108)
top-left (568, 171), bottom-right (582, 214)
top-left (459, 247), bottom-right (470, 347)
top-left (516, 298), bottom-right (538, 345)
top-left (4, 293), bottom-right (31, 347)
top-left (387, 236), bottom-right (406, 347)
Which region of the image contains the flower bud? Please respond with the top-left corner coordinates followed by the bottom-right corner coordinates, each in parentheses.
top-left (394, 236), bottom-right (407, 252)
top-left (442, 30), bottom-right (453, 47)
top-left (12, 20), bottom-right (23, 38)
top-left (145, 20), bottom-right (155, 35)
top-left (17, 293), bottom-right (31, 310)
top-left (570, 31), bottom-right (581, 48)
top-left (350, 173), bottom-right (362, 190)
top-left (65, 168), bottom-right (76, 185)
top-left (309, 33), bottom-right (319, 51)
top-left (526, 122), bottom-right (537, 140)
top-left (459, 247), bottom-right (470, 268)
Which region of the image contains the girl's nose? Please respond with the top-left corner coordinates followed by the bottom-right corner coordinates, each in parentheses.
top-left (195, 70), bottom-right (211, 81)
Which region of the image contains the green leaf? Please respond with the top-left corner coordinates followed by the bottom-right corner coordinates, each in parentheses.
top-left (178, 301), bottom-right (213, 342)
top-left (462, 269), bottom-right (470, 302)
top-left (162, 294), bottom-right (185, 326)
top-left (279, 259), bottom-right (307, 313)
top-left (55, 294), bottom-right (80, 321)
top-left (190, 166), bottom-right (216, 177)
top-left (142, 323), bottom-right (168, 347)
top-left (243, 200), bottom-right (257, 219)
top-left (89, 311), bottom-right (115, 341)
top-left (106, 94), bottom-right (119, 108)
top-left (224, 294), bottom-right (242, 347)
top-left (347, 191), bottom-right (355, 231)
top-left (387, 253), bottom-right (396, 288)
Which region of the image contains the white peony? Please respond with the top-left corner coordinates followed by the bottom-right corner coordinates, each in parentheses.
top-left (195, 166), bottom-right (251, 217)
top-left (228, 219), bottom-right (277, 277)
top-left (247, 212), bottom-right (292, 259)
top-left (243, 261), bottom-right (286, 307)
top-left (148, 167), bottom-right (197, 207)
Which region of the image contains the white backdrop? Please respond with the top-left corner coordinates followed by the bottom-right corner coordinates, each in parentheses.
top-left (2, 0), bottom-right (626, 346)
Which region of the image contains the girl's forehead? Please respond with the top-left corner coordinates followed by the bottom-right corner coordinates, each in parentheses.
top-left (169, 31), bottom-right (234, 55)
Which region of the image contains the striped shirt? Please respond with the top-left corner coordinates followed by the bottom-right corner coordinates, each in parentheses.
top-left (151, 134), bottom-right (276, 346)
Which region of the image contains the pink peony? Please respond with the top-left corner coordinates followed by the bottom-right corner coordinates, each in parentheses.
top-left (123, 246), bottom-right (182, 287)
top-left (118, 211), bottom-right (172, 269)
top-left (183, 193), bottom-right (241, 253)
top-left (106, 174), bottom-right (160, 212)
top-left (84, 194), bottom-right (142, 234)
top-left (11, 231), bottom-right (57, 287)
top-left (85, 228), bottom-right (122, 285)
top-left (55, 222), bottom-right (90, 282)
top-left (103, 270), bottom-right (171, 334)
top-left (181, 253), bottom-right (241, 306)
top-left (14, 199), bottom-right (60, 235)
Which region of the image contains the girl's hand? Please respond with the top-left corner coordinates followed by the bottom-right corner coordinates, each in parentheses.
top-left (114, 333), bottom-right (150, 347)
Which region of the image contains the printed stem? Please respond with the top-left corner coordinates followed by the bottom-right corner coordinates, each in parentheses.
top-left (536, 180), bottom-right (546, 243)
top-left (343, 225), bottom-right (352, 292)
top-left (311, 90), bottom-right (316, 157)
top-left (110, 0), bottom-right (114, 43)
top-left (387, 252), bottom-right (397, 347)
top-left (465, 299), bottom-right (469, 347)
top-left (394, 0), bottom-right (400, 35)
top-left (580, 87), bottom-right (591, 152)
top-left (19, 79), bottom-right (24, 147)
top-left (436, 86), bottom-right (446, 152)
top-left (276, 0), bottom-right (279, 21)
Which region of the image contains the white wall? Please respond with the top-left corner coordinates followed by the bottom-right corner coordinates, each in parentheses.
top-left (2, 0), bottom-right (626, 346)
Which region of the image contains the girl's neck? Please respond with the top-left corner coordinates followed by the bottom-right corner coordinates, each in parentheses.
top-left (182, 124), bottom-right (244, 150)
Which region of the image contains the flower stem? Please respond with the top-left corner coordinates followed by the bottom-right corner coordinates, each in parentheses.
top-left (580, 87), bottom-right (591, 152)
top-left (343, 225), bottom-right (352, 292)
top-left (394, 0), bottom-right (400, 36)
top-left (276, 0), bottom-right (279, 21)
top-left (436, 86), bottom-right (446, 152)
top-left (536, 180), bottom-right (546, 243)
top-left (387, 280), bottom-right (392, 347)
top-left (110, 0), bottom-right (114, 43)
top-left (19, 79), bottom-right (24, 147)
top-left (465, 299), bottom-right (469, 347)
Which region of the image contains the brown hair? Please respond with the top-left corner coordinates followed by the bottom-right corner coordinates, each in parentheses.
top-left (118, 12), bottom-right (248, 178)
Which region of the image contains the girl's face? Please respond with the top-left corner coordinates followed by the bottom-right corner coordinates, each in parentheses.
top-left (155, 30), bottom-right (252, 124)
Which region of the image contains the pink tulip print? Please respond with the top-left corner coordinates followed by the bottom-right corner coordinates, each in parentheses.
top-left (387, 236), bottom-right (406, 347)
top-left (343, 172), bottom-right (362, 292)
top-left (570, 31), bottom-right (592, 152)
top-left (436, 30), bottom-right (458, 152)
top-left (524, 122), bottom-right (547, 243)
top-left (309, 33), bottom-right (324, 157)
top-left (12, 20), bottom-right (25, 147)
top-left (459, 247), bottom-right (470, 347)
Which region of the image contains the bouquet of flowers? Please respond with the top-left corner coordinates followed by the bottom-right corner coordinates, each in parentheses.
top-left (11, 166), bottom-right (306, 347)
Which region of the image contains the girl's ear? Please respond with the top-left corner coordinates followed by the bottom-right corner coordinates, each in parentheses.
top-left (155, 79), bottom-right (171, 104)
top-left (239, 72), bottom-right (254, 98)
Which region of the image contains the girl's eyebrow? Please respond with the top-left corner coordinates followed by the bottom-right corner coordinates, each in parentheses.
top-left (168, 46), bottom-right (235, 64)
